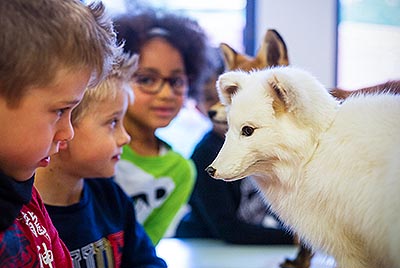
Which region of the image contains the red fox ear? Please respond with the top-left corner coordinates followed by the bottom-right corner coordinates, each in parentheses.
top-left (260, 29), bottom-right (289, 67)
top-left (220, 43), bottom-right (237, 71)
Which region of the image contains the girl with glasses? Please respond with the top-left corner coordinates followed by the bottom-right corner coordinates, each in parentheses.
top-left (113, 8), bottom-right (211, 246)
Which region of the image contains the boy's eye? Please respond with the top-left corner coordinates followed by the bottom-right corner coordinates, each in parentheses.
top-left (109, 118), bottom-right (119, 129)
top-left (56, 108), bottom-right (67, 117)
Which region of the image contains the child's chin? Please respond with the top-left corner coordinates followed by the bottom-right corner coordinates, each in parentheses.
top-left (99, 168), bottom-right (116, 179)
top-left (107, 170), bottom-right (116, 178)
top-left (15, 170), bottom-right (36, 182)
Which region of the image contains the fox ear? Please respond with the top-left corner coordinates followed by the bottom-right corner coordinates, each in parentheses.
top-left (267, 74), bottom-right (292, 113)
top-left (217, 82), bottom-right (239, 106)
top-left (220, 43), bottom-right (237, 71)
top-left (220, 84), bottom-right (239, 105)
top-left (216, 73), bottom-right (241, 105)
top-left (257, 29), bottom-right (289, 67)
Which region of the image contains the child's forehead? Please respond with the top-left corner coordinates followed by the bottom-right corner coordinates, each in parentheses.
top-left (29, 68), bottom-right (90, 100)
top-left (92, 87), bottom-right (128, 109)
top-left (140, 38), bottom-right (183, 62)
top-left (49, 66), bottom-right (92, 86)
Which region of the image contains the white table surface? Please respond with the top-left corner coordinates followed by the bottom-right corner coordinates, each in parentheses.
top-left (156, 238), bottom-right (336, 268)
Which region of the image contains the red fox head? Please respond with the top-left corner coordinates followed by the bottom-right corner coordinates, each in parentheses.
top-left (220, 29), bottom-right (289, 72)
top-left (208, 29), bottom-right (290, 135)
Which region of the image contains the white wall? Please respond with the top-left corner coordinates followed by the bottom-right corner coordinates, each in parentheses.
top-left (337, 22), bottom-right (400, 89)
top-left (255, 0), bottom-right (337, 88)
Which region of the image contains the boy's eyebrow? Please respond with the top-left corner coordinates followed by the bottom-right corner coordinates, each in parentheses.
top-left (100, 106), bottom-right (124, 119)
top-left (59, 99), bottom-right (82, 106)
top-left (110, 109), bottom-right (124, 117)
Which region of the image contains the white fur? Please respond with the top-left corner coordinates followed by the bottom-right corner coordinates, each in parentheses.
top-left (208, 66), bottom-right (400, 268)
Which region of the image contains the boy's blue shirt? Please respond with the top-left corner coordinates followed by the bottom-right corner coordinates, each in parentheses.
top-left (45, 178), bottom-right (167, 268)
top-left (0, 173), bottom-right (33, 230)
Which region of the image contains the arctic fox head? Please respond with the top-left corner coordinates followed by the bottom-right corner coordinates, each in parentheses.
top-left (206, 67), bottom-right (338, 181)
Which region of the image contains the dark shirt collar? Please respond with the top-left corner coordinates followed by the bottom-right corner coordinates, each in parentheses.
top-left (0, 173), bottom-right (34, 230)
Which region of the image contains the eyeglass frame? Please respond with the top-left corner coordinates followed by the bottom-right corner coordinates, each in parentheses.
top-left (131, 70), bottom-right (188, 96)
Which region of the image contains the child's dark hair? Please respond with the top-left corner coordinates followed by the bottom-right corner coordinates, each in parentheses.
top-left (206, 46), bottom-right (225, 82)
top-left (114, 9), bottom-right (210, 100)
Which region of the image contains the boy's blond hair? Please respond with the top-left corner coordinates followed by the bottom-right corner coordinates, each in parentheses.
top-left (0, 0), bottom-right (121, 107)
top-left (71, 53), bottom-right (138, 125)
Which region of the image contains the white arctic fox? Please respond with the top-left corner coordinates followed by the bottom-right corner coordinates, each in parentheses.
top-left (206, 67), bottom-right (400, 268)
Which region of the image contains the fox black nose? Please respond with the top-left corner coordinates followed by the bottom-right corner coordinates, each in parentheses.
top-left (205, 166), bottom-right (216, 177)
top-left (208, 110), bottom-right (216, 120)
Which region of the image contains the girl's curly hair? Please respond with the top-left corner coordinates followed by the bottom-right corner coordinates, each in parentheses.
top-left (114, 9), bottom-right (211, 100)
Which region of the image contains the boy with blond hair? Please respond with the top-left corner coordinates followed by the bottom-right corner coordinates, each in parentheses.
top-left (34, 54), bottom-right (167, 268)
top-left (0, 0), bottom-right (120, 267)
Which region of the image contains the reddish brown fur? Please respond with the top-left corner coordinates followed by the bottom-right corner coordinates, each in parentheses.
top-left (220, 29), bottom-right (289, 71)
top-left (331, 80), bottom-right (400, 100)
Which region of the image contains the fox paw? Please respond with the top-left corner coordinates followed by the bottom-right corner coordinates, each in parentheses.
top-left (279, 246), bottom-right (313, 268)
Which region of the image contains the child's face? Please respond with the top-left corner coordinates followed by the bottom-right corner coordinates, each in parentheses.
top-left (0, 69), bottom-right (90, 181)
top-left (197, 74), bottom-right (219, 116)
top-left (63, 88), bottom-right (130, 179)
top-left (126, 38), bottom-right (186, 132)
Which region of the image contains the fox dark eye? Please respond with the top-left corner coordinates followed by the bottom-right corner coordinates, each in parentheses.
top-left (241, 126), bottom-right (254, 136)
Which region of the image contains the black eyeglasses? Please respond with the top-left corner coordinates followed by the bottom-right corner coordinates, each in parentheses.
top-left (132, 71), bottom-right (188, 96)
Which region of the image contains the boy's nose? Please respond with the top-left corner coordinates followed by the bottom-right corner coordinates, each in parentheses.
top-left (57, 119), bottom-right (75, 142)
top-left (119, 127), bottom-right (131, 146)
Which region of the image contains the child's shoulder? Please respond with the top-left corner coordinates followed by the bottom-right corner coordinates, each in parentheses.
top-left (85, 178), bottom-right (124, 194)
top-left (85, 178), bottom-right (132, 206)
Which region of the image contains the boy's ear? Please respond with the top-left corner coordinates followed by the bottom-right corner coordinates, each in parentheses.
top-left (257, 29), bottom-right (289, 68)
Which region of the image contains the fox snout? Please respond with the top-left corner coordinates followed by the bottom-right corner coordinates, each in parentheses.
top-left (205, 166), bottom-right (216, 177)
top-left (208, 110), bottom-right (217, 120)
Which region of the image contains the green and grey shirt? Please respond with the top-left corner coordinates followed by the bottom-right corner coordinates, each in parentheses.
top-left (114, 141), bottom-right (195, 245)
